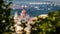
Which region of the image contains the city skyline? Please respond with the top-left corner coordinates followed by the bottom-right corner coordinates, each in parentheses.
top-left (13, 0), bottom-right (60, 2)
top-left (4, 0), bottom-right (60, 4)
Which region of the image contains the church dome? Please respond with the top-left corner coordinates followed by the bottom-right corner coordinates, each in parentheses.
top-left (21, 9), bottom-right (27, 14)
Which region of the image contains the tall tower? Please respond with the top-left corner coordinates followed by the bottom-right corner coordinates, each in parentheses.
top-left (13, 8), bottom-right (30, 34)
top-left (19, 9), bottom-right (30, 23)
top-left (14, 12), bottom-right (18, 23)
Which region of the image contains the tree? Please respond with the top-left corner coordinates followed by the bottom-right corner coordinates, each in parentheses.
top-left (31, 10), bottom-right (60, 34)
top-left (0, 0), bottom-right (13, 34)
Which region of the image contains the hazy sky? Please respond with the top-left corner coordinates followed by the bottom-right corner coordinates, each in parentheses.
top-left (11, 0), bottom-right (60, 4)
top-left (13, 0), bottom-right (60, 2)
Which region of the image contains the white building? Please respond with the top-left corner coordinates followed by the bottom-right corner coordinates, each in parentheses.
top-left (14, 9), bottom-right (32, 34)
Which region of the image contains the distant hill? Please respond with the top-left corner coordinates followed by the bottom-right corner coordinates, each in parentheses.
top-left (10, 1), bottom-right (60, 9)
top-left (10, 1), bottom-right (60, 17)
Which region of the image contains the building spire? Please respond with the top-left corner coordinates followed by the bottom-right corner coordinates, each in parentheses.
top-left (14, 11), bottom-right (18, 19)
top-left (20, 8), bottom-right (27, 16)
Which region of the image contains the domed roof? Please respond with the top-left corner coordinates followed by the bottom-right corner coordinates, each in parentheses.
top-left (21, 9), bottom-right (27, 14)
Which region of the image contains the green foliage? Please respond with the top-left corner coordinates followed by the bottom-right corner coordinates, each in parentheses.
top-left (0, 0), bottom-right (13, 34)
top-left (31, 10), bottom-right (60, 34)
top-left (0, 0), bottom-right (60, 34)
